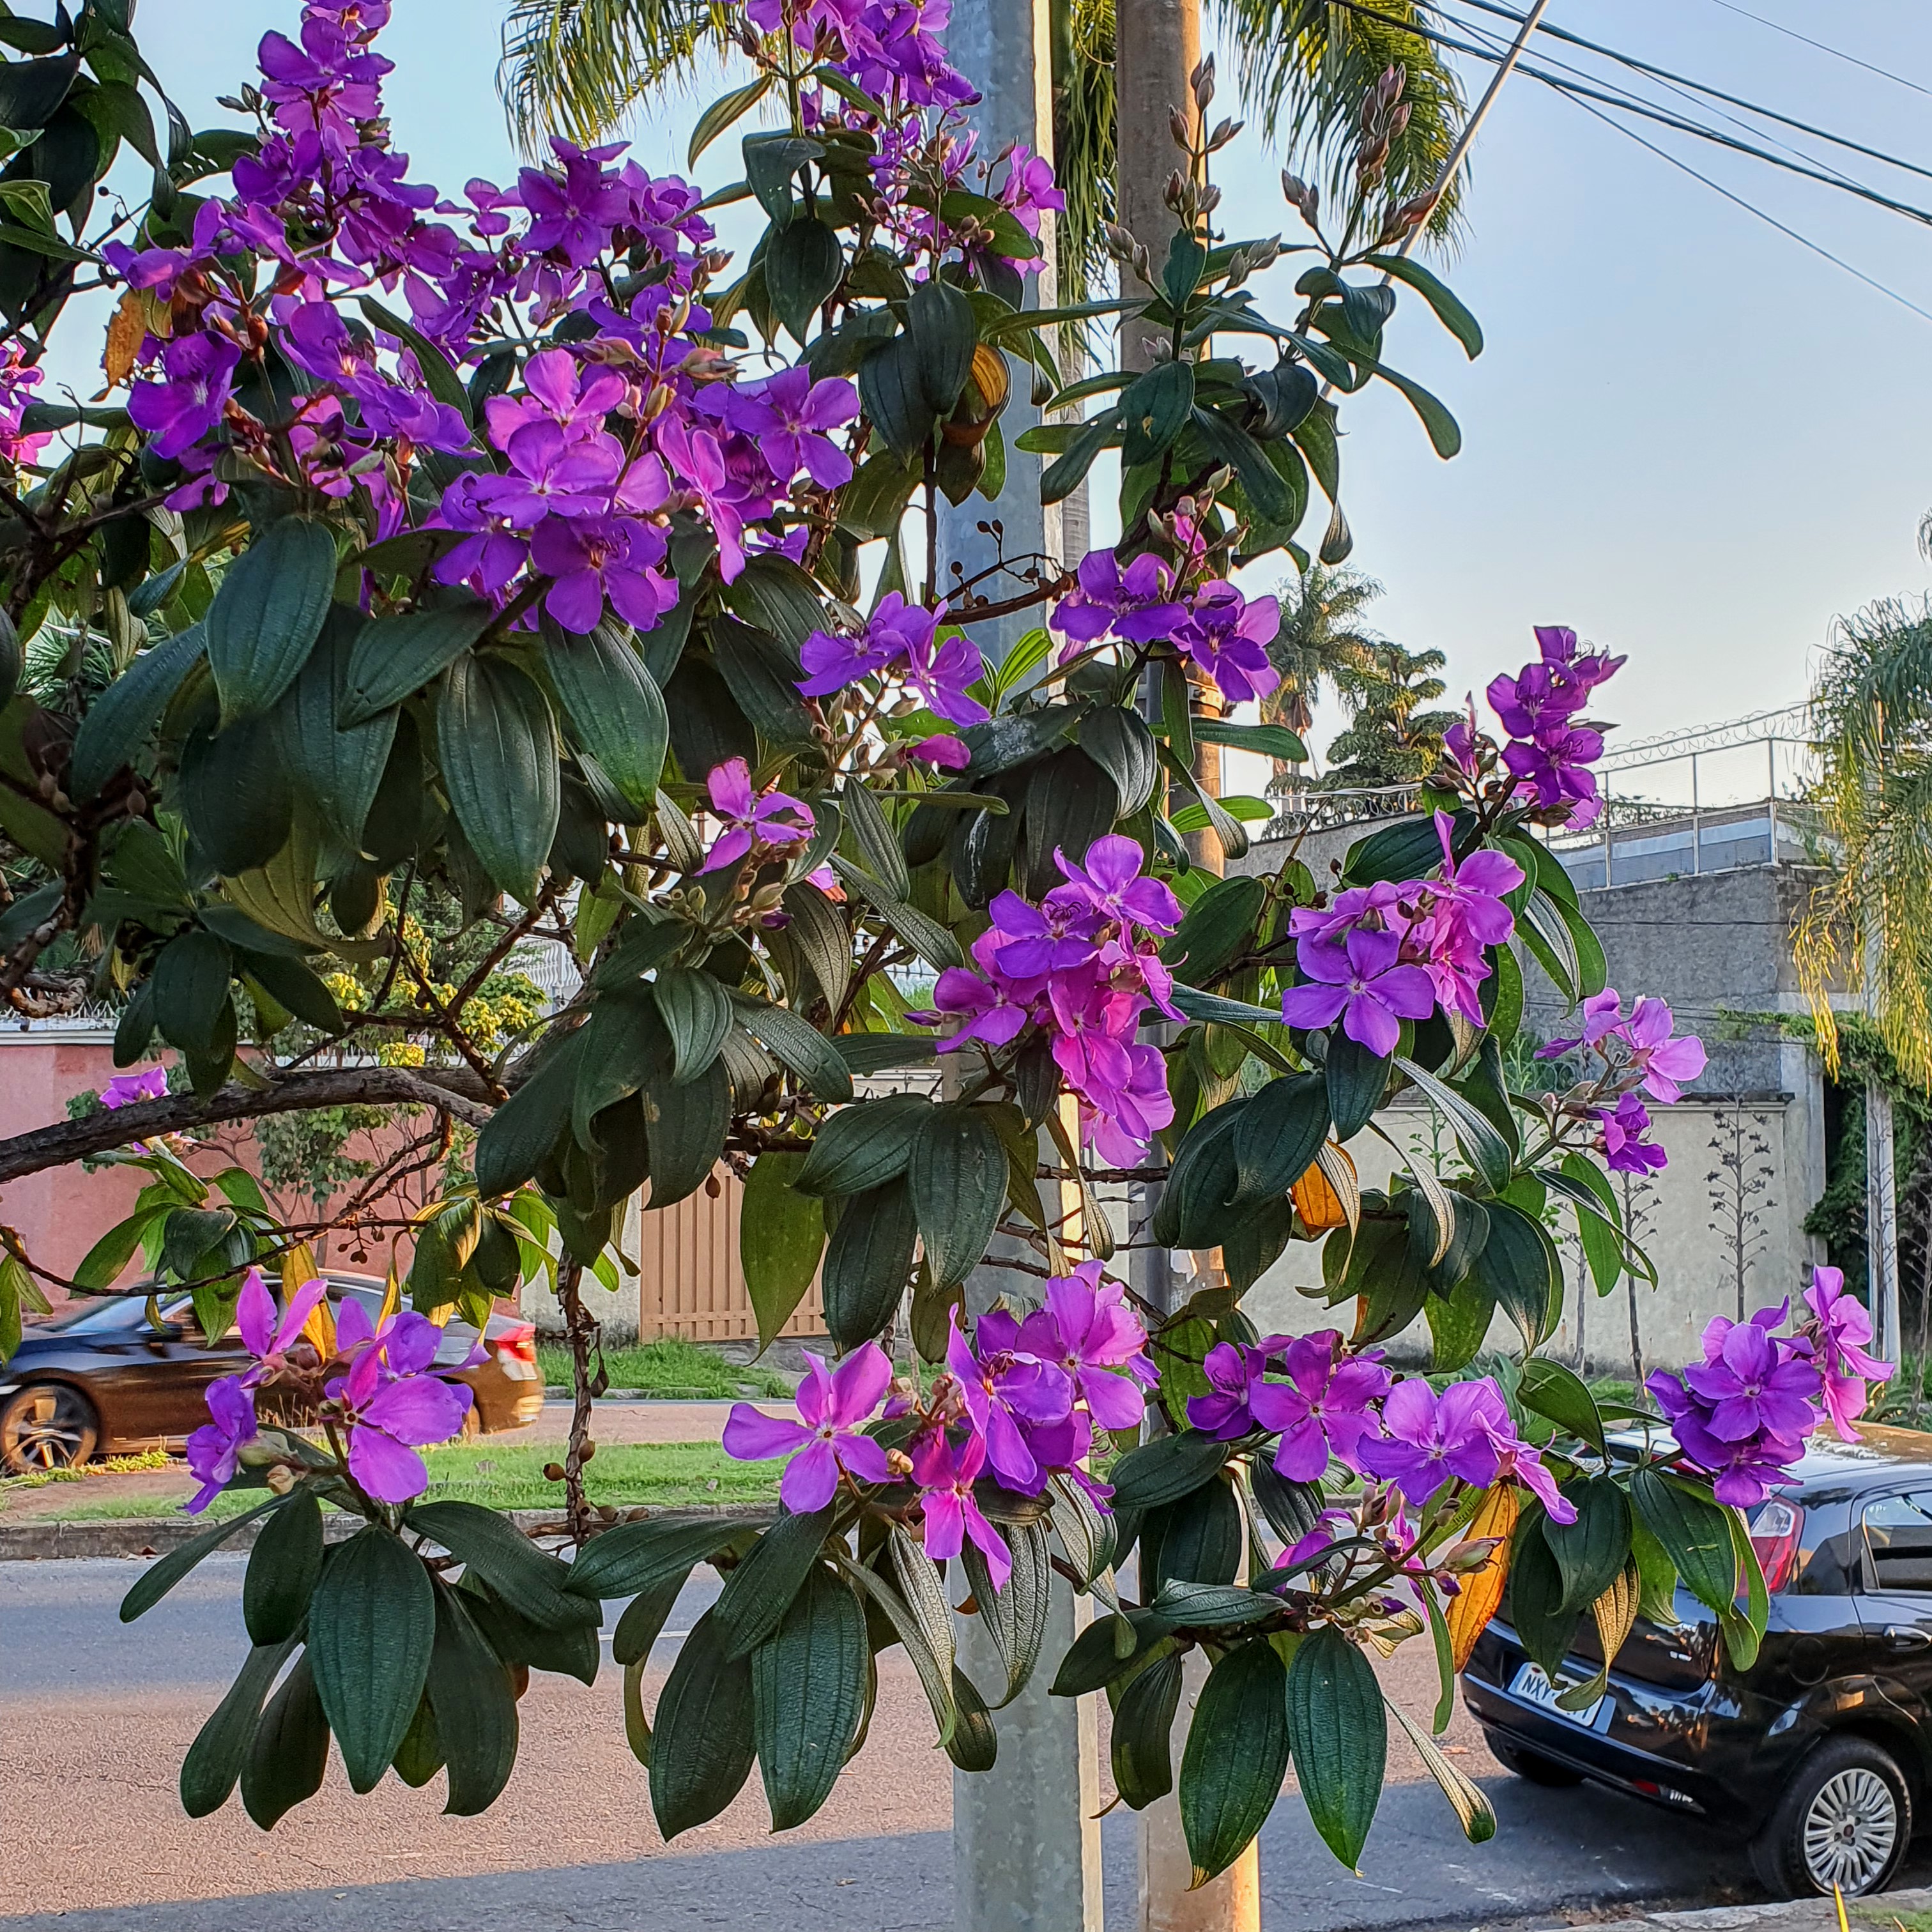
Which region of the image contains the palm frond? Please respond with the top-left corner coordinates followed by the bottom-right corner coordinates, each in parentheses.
top-left (1050, 0), bottom-right (1117, 305)
top-left (1795, 595), bottom-right (1932, 1088)
top-left (1208, 0), bottom-right (1469, 249)
top-left (498, 0), bottom-right (733, 157)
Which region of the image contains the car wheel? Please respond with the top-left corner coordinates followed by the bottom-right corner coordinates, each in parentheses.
top-left (0, 1383), bottom-right (100, 1473)
top-left (1483, 1733), bottom-right (1584, 1786)
top-left (1751, 1735), bottom-right (1912, 1899)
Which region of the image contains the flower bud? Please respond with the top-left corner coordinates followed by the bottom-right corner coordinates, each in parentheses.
top-left (1169, 107), bottom-right (1192, 151)
top-left (1380, 61), bottom-right (1407, 107)
top-left (1163, 168), bottom-right (1188, 211)
top-left (265, 1465), bottom-right (296, 1495)
top-left (1191, 54), bottom-right (1216, 111)
top-left (1208, 116), bottom-right (1241, 152)
top-left (1199, 183), bottom-right (1222, 217)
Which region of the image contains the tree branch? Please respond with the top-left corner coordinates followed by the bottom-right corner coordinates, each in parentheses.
top-left (0, 1066), bottom-right (496, 1186)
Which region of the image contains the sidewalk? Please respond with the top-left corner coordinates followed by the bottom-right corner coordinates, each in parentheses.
top-left (1573, 1893), bottom-right (1932, 1932)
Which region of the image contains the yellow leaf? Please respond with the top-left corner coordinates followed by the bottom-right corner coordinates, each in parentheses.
top-left (1445, 1483), bottom-right (1519, 1671)
top-left (282, 1241), bottom-right (335, 1357)
top-left (103, 289), bottom-right (146, 388)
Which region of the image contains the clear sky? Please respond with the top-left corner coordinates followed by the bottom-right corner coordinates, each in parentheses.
top-left (98, 1), bottom-right (1932, 755)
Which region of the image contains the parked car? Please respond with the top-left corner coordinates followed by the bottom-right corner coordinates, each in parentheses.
top-left (1462, 1423), bottom-right (1932, 1899)
top-left (0, 1274), bottom-right (544, 1473)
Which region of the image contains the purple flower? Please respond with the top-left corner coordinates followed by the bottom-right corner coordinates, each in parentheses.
top-left (722, 1343), bottom-right (893, 1512)
top-left (1046, 834), bottom-right (1183, 940)
top-left (1169, 585), bottom-right (1281, 706)
top-left (981, 888), bottom-right (1100, 979)
top-left (1016, 1261), bottom-right (1154, 1430)
top-left (1475, 1393), bottom-right (1576, 1522)
top-left (913, 1425), bottom-right (1011, 1590)
top-left (908, 733), bottom-right (970, 770)
top-left (101, 1066), bottom-right (167, 1109)
top-left (728, 366), bottom-right (859, 489)
top-left (518, 137), bottom-right (631, 268)
top-left (1279, 925), bottom-right (1436, 1058)
top-left (1250, 1331), bottom-right (1390, 1480)
top-left (1621, 996), bottom-right (1706, 1104)
top-left (1357, 1379), bottom-right (1510, 1508)
top-left (1683, 1311), bottom-right (1821, 1446)
top-left (905, 621), bottom-right (989, 726)
top-left (331, 1303), bottom-right (474, 1503)
top-left (947, 1314), bottom-right (1073, 1494)
top-left (236, 1268), bottom-right (329, 1386)
top-left (128, 332), bottom-right (241, 460)
top-left (657, 418), bottom-right (748, 580)
top-left (698, 758), bottom-right (815, 872)
top-left (1647, 1367), bottom-right (1805, 1508)
top-left (931, 951), bottom-right (1039, 1050)
top-left (1049, 549), bottom-right (1186, 646)
top-left (1188, 1340), bottom-right (1272, 1439)
top-left (1802, 1264), bottom-right (1893, 1439)
top-left (474, 418), bottom-right (622, 526)
top-left (184, 1375), bottom-right (258, 1514)
top-left (529, 514), bottom-right (674, 631)
top-left (1598, 1093), bottom-right (1666, 1174)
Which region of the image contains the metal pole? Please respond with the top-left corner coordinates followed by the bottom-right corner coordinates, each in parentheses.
top-left (1690, 752), bottom-right (1701, 875)
top-left (1603, 785), bottom-right (1613, 890)
top-left (1767, 738), bottom-right (1778, 866)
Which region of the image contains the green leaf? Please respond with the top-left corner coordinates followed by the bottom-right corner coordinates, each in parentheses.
top-left (961, 1522), bottom-right (1049, 1710)
top-left (240, 949), bottom-right (344, 1036)
top-left (1146, 1581), bottom-right (1284, 1632)
top-left (714, 1506), bottom-right (836, 1660)
top-left (743, 130), bottom-right (822, 221)
top-left (1286, 1625), bottom-right (1385, 1871)
top-left (1180, 1638), bottom-right (1290, 1884)
top-left (1373, 364), bottom-right (1460, 457)
top-left (0, 52), bottom-right (79, 130)
top-left (1342, 813), bottom-right (1446, 886)
top-left (407, 1499), bottom-right (600, 1633)
top-left (1518, 1357), bottom-right (1606, 1453)
top-left (565, 1514), bottom-right (738, 1602)
top-left (839, 1553), bottom-right (958, 1745)
top-left (205, 518), bottom-right (337, 725)
top-left (1075, 705), bottom-right (1158, 818)
top-left (181, 1634), bottom-right (301, 1818)
top-left (641, 1055), bottom-right (731, 1208)
top-left (649, 1608), bottom-right (758, 1839)
top-left (1151, 1101), bottom-right (1245, 1251)
top-left (1189, 404), bottom-right (1293, 521)
top-left (1543, 1476), bottom-right (1632, 1614)
top-left (753, 1562), bottom-right (866, 1828)
top-left (427, 1581), bottom-right (521, 1815)
top-left (907, 275), bottom-right (976, 415)
top-left (151, 929), bottom-right (234, 1057)
top-left (1387, 1698), bottom-right (1496, 1844)
top-left (652, 965), bottom-right (733, 1083)
top-left (437, 653), bottom-right (560, 906)
top-left (120, 1493), bottom-right (288, 1621)
top-left (822, 1177), bottom-right (918, 1349)
top-left (180, 713), bottom-right (294, 875)
top-left (473, 1036), bottom-right (581, 1198)
top-left (241, 1653), bottom-right (330, 1830)
top-left (1472, 1199), bottom-right (1561, 1351)
top-left (1395, 1057), bottom-right (1514, 1194)
top-left (731, 996), bottom-right (855, 1102)
top-left (1630, 1467), bottom-right (1738, 1618)
top-left (1363, 254), bottom-right (1483, 357)
top-left (710, 612), bottom-right (818, 747)
top-left (275, 610), bottom-right (397, 852)
top-left (778, 880), bottom-right (852, 1006)
top-left (307, 1524), bottom-right (436, 1794)
top-left (1120, 359), bottom-right (1195, 467)
top-left (1506, 1506), bottom-right (1577, 1676)
top-left (342, 601), bottom-right (496, 725)
top-left (765, 213), bottom-right (843, 343)
top-left (908, 1103), bottom-right (1006, 1291)
top-left (1112, 1647), bottom-right (1184, 1809)
top-left (1325, 1032), bottom-right (1388, 1140)
top-left (839, 775), bottom-right (911, 900)
top-left (1040, 414), bottom-right (1118, 504)
top-left (857, 334), bottom-right (936, 465)
top-left (1188, 717), bottom-right (1307, 763)
top-left (243, 1492), bottom-right (323, 1645)
top-left (1162, 873), bottom-right (1264, 985)
top-left (543, 619), bottom-right (668, 818)
top-left (68, 624), bottom-right (204, 801)
top-left (613, 1575), bottom-right (687, 1670)
top-left (689, 74), bottom-right (772, 166)
top-left (1107, 1430), bottom-right (1228, 1512)
top-left (795, 1091), bottom-right (928, 1195)
top-left (1230, 1071), bottom-right (1329, 1206)
top-left (1723, 1506), bottom-right (1769, 1671)
top-left (740, 1151), bottom-right (826, 1350)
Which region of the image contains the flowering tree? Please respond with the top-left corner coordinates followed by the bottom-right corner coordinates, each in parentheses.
top-left (0, 0), bottom-right (1892, 1878)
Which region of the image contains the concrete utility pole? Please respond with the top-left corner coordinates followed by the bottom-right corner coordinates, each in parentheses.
top-left (937, 11), bottom-right (1103, 1932)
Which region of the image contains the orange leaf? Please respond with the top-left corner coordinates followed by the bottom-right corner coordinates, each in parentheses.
top-left (1445, 1483), bottom-right (1520, 1671)
top-left (1291, 1142), bottom-right (1355, 1232)
top-left (102, 289), bottom-right (147, 388)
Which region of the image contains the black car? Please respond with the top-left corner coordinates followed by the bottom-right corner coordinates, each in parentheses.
top-left (0, 1275), bottom-right (545, 1473)
top-left (1463, 1423), bottom-right (1932, 1900)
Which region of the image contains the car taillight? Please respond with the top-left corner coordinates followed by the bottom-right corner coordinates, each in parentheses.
top-left (495, 1322), bottom-right (537, 1364)
top-left (1749, 1498), bottom-right (1804, 1593)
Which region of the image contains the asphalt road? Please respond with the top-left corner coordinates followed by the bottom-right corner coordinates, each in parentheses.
top-left (0, 1555), bottom-right (1886, 1932)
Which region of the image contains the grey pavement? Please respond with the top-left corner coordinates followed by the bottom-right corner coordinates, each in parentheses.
top-left (4, 1558), bottom-right (1926, 1932)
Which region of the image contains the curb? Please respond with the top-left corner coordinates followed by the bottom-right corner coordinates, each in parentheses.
top-left (1540, 1886), bottom-right (1932, 1932)
top-left (0, 1500), bottom-right (771, 1562)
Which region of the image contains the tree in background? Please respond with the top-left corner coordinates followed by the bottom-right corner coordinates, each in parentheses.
top-left (1317, 637), bottom-right (1460, 793)
top-left (496, 0), bottom-right (1466, 300)
top-left (1706, 1099), bottom-right (1777, 1324)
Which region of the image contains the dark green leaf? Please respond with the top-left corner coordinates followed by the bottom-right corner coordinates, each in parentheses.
top-left (1518, 1356), bottom-right (1606, 1453)
top-left (1107, 1430), bottom-right (1228, 1512)
top-left (1325, 1031), bottom-right (1388, 1140)
top-left (740, 1150), bottom-right (825, 1350)
top-left (742, 131), bottom-right (822, 221)
top-left (1077, 705), bottom-right (1158, 817)
top-left (205, 518), bottom-right (337, 724)
top-left (427, 1582), bottom-right (521, 1816)
top-left (652, 966), bottom-right (734, 1083)
top-left (795, 1091), bottom-right (928, 1195)
top-left (839, 774), bottom-right (911, 900)
top-left (857, 334), bottom-right (935, 465)
top-left (437, 653), bottom-right (560, 905)
top-left (407, 1500), bottom-right (600, 1633)
top-left (151, 929), bottom-right (234, 1056)
top-left (732, 997), bottom-right (855, 1102)
top-left (275, 610), bottom-right (396, 851)
top-left (1363, 254), bottom-right (1482, 357)
top-left (1151, 1100), bottom-right (1245, 1250)
top-left (1230, 1072), bottom-right (1328, 1205)
top-left (907, 1103), bottom-right (1006, 1291)
top-left (1630, 1467), bottom-right (1738, 1618)
top-left (649, 1608), bottom-right (758, 1839)
top-left (1286, 1625), bottom-right (1385, 1871)
top-left (641, 1056), bottom-right (731, 1208)
top-left (244, 1492), bottom-right (323, 1646)
top-left (765, 213), bottom-right (842, 343)
top-left (1395, 1057), bottom-right (1513, 1194)
top-left (0, 52), bottom-right (77, 130)
top-left (120, 1494), bottom-right (287, 1621)
top-left (613, 1575), bottom-right (687, 1669)
top-left (1162, 873), bottom-right (1264, 985)
top-left (1190, 405), bottom-right (1291, 522)
top-left (543, 618), bottom-right (668, 818)
top-left (822, 1178), bottom-right (917, 1349)
top-left (358, 297), bottom-right (471, 422)
top-left (181, 1634), bottom-right (300, 1818)
top-left (307, 1524), bottom-right (436, 1794)
top-left (239, 949), bottom-right (344, 1036)
top-left (473, 1036), bottom-right (582, 1198)
top-left (907, 275), bottom-right (976, 414)
top-left (68, 624), bottom-right (204, 801)
top-left (1544, 1476), bottom-right (1632, 1614)
top-left (1505, 1508), bottom-right (1577, 1678)
top-left (715, 1507), bottom-right (836, 1660)
top-left (565, 1515), bottom-right (737, 1602)
top-left (241, 1653), bottom-right (329, 1830)
top-left (1145, 1479), bottom-right (1243, 1590)
top-left (1121, 360), bottom-right (1195, 466)
top-left (1181, 1639), bottom-right (1290, 1883)
top-left (1342, 814), bottom-right (1446, 886)
top-left (754, 1562), bottom-right (866, 1827)
top-left (1472, 1200), bottom-right (1561, 1351)
top-left (689, 74), bottom-right (772, 166)
top-left (1112, 1647), bottom-right (1184, 1809)
top-left (343, 601), bottom-right (496, 724)
top-left (179, 716), bottom-right (292, 875)
top-left (961, 1522), bottom-right (1049, 1710)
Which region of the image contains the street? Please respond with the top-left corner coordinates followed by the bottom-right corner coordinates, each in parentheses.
top-left (0, 1554), bottom-right (1854, 1932)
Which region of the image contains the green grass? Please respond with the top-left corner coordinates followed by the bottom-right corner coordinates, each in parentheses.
top-left (536, 1337), bottom-right (795, 1400)
top-left (1, 1441), bottom-right (779, 1522)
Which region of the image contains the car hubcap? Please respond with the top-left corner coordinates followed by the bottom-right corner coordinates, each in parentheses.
top-left (1803, 1768), bottom-right (1897, 1894)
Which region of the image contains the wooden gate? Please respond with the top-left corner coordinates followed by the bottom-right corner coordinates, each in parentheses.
top-left (634, 1167), bottom-right (825, 1343)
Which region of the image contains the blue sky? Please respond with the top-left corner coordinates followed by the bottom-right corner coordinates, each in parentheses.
top-left (105, 1), bottom-right (1932, 754)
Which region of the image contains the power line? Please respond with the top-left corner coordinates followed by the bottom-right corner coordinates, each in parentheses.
top-left (1443, 0), bottom-right (1932, 190)
top-left (1699, 0), bottom-right (1932, 102)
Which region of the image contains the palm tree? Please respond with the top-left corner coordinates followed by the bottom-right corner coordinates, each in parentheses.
top-left (1317, 637), bottom-right (1459, 795)
top-left (1261, 560), bottom-right (1381, 739)
top-left (495, 0), bottom-right (1468, 299)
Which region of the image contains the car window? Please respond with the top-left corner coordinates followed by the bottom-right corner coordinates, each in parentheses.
top-left (1862, 1491), bottom-right (1932, 1591)
top-left (42, 1294), bottom-right (151, 1335)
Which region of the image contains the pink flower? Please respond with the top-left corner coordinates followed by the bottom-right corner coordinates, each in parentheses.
top-left (1249, 1331), bottom-right (1391, 1480)
top-left (236, 1268), bottom-right (330, 1387)
top-left (1802, 1264), bottom-right (1893, 1439)
top-left (101, 1066), bottom-right (167, 1109)
top-left (913, 1425), bottom-right (1011, 1590)
top-left (329, 1301), bottom-right (475, 1503)
top-left (184, 1376), bottom-right (258, 1514)
top-left (722, 1343), bottom-right (893, 1512)
top-left (908, 733), bottom-right (970, 770)
top-left (1015, 1261), bottom-right (1154, 1430)
top-left (698, 758), bottom-right (815, 872)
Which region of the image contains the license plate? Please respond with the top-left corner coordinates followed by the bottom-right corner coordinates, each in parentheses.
top-left (1508, 1660), bottom-right (1607, 1729)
